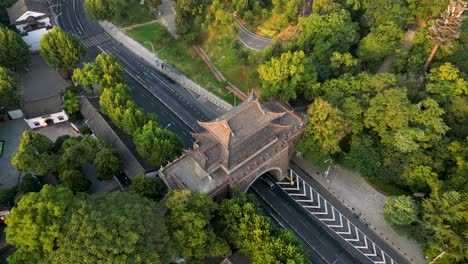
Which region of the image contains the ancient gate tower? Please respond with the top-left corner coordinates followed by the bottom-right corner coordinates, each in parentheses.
top-left (160, 93), bottom-right (305, 199)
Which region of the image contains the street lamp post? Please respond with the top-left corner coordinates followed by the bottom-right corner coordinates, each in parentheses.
top-left (164, 123), bottom-right (171, 129)
top-left (324, 159), bottom-right (333, 180)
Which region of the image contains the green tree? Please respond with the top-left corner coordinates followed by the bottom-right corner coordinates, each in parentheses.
top-left (362, 0), bottom-right (412, 28)
top-left (11, 131), bottom-right (57, 175)
top-left (217, 193), bottom-right (308, 263)
top-left (134, 120), bottom-right (182, 167)
top-left (62, 89), bottom-right (80, 115)
top-left (121, 100), bottom-right (158, 136)
top-left (406, 0), bottom-right (449, 21)
top-left (258, 50), bottom-right (317, 102)
top-left (383, 195), bottom-right (418, 225)
top-left (406, 165), bottom-right (438, 193)
top-left (423, 191), bottom-right (468, 261)
top-left (72, 53), bottom-right (125, 92)
top-left (0, 27), bottom-right (31, 70)
top-left (272, 0), bottom-right (302, 26)
top-left (58, 136), bottom-right (101, 173)
top-left (48, 192), bottom-right (176, 263)
top-left (0, 66), bottom-right (19, 107)
top-left (304, 98), bottom-right (349, 153)
top-left (59, 169), bottom-right (91, 193)
top-left (165, 190), bottom-right (230, 262)
top-left (425, 62), bottom-right (467, 104)
top-left (5, 186), bottom-right (75, 263)
top-left (39, 27), bottom-right (86, 70)
top-left (129, 174), bottom-right (167, 201)
top-left (344, 134), bottom-right (383, 178)
top-left (18, 174), bottom-right (41, 194)
top-left (296, 9), bottom-right (359, 61)
top-left (99, 84), bottom-right (131, 126)
top-left (364, 88), bottom-right (412, 147)
top-left (357, 22), bottom-right (404, 65)
top-left (329, 52), bottom-right (360, 77)
top-left (83, 0), bottom-right (115, 21)
top-left (94, 147), bottom-right (123, 180)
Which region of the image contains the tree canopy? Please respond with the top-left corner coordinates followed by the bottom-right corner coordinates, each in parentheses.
top-left (129, 174), bottom-right (167, 201)
top-left (39, 27), bottom-right (86, 70)
top-left (94, 146), bottom-right (123, 180)
top-left (83, 0), bottom-right (115, 21)
top-left (59, 169), bottom-right (91, 193)
top-left (0, 27), bottom-right (30, 70)
top-left (6, 186), bottom-right (176, 263)
top-left (63, 89), bottom-right (80, 115)
top-left (217, 193), bottom-right (308, 263)
top-left (383, 195), bottom-right (418, 225)
top-left (134, 120), bottom-right (183, 167)
top-left (258, 50), bottom-right (317, 102)
top-left (0, 66), bottom-right (19, 107)
top-left (5, 186), bottom-right (75, 263)
top-left (11, 131), bottom-right (57, 175)
top-left (165, 190), bottom-right (231, 262)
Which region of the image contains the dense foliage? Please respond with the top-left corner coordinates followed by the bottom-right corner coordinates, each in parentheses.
top-left (129, 174), bottom-right (167, 201)
top-left (39, 27), bottom-right (86, 70)
top-left (11, 131), bottom-right (58, 175)
top-left (217, 193), bottom-right (308, 263)
top-left (192, 1), bottom-right (468, 262)
top-left (6, 186), bottom-right (175, 263)
top-left (164, 190), bottom-right (231, 262)
top-left (0, 66), bottom-right (19, 107)
top-left (0, 27), bottom-right (31, 70)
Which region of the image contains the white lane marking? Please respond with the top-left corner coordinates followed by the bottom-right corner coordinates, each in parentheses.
top-left (279, 169), bottom-right (399, 264)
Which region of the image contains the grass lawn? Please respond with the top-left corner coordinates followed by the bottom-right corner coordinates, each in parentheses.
top-left (200, 29), bottom-right (261, 94)
top-left (124, 23), bottom-right (235, 105)
top-left (111, 0), bottom-right (154, 27)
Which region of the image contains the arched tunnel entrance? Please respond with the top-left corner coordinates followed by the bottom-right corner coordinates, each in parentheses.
top-left (244, 167), bottom-right (284, 193)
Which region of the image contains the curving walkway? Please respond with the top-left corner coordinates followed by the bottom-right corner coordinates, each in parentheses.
top-left (234, 16), bottom-right (273, 51)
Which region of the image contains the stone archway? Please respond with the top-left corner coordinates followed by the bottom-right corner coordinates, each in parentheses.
top-left (243, 167), bottom-right (283, 192)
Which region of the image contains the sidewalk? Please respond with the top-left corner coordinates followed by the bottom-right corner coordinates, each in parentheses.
top-left (292, 155), bottom-right (426, 264)
top-left (99, 21), bottom-right (232, 112)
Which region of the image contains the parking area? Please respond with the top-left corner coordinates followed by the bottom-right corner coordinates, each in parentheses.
top-left (0, 119), bottom-right (30, 189)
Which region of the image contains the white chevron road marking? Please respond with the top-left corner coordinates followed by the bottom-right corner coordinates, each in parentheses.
top-left (355, 236), bottom-right (369, 249)
top-left (364, 243), bottom-right (378, 257)
top-left (321, 207), bottom-right (337, 222)
top-left (328, 214), bottom-right (344, 228)
top-left (278, 169), bottom-right (399, 264)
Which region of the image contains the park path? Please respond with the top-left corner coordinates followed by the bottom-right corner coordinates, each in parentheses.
top-left (377, 23), bottom-right (422, 73)
top-left (292, 156), bottom-right (427, 264)
top-left (120, 20), bottom-right (159, 31)
top-left (157, 0), bottom-right (178, 38)
top-left (192, 45), bottom-right (248, 101)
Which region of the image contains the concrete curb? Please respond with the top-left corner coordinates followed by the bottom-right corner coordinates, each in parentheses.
top-left (98, 21), bottom-right (233, 111)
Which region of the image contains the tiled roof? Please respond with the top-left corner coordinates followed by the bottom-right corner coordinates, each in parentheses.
top-left (161, 93), bottom-right (304, 194)
top-left (6, 0), bottom-right (50, 24)
top-left (22, 95), bottom-right (63, 119)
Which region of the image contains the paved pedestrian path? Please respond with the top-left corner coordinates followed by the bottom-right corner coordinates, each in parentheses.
top-left (292, 155), bottom-right (426, 264)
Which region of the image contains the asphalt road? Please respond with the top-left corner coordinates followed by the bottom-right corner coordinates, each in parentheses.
top-left (52, 0), bottom-right (224, 147)
top-left (249, 179), bottom-right (362, 264)
top-left (234, 16), bottom-right (273, 51)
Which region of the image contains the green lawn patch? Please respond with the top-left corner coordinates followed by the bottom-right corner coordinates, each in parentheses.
top-left (111, 0), bottom-right (154, 27)
top-left (124, 23), bottom-right (235, 105)
top-left (125, 24), bottom-right (234, 104)
top-left (200, 30), bottom-right (261, 94)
